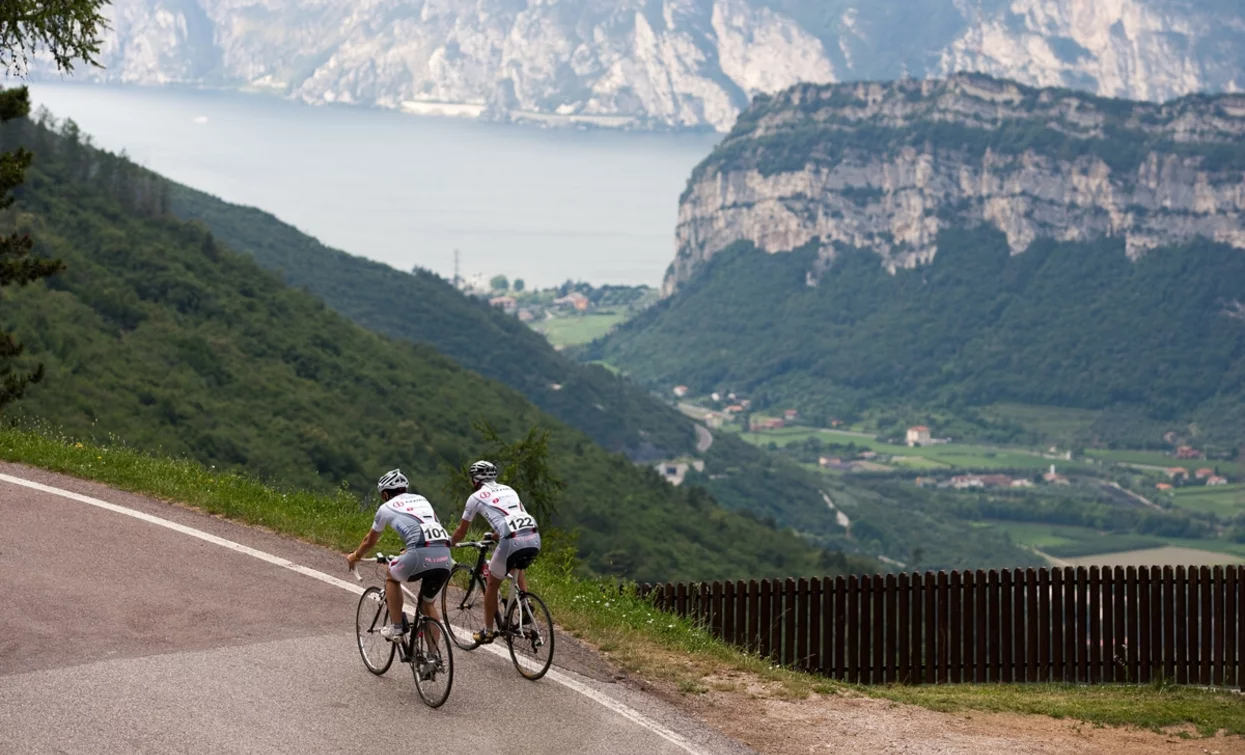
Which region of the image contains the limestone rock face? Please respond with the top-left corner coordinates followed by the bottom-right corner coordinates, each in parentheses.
top-left (666, 74), bottom-right (1245, 295)
top-left (44, 1), bottom-right (1245, 132)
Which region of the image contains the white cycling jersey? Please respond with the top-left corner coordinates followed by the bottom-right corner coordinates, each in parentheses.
top-left (372, 492), bottom-right (451, 548)
top-left (461, 482), bottom-right (538, 539)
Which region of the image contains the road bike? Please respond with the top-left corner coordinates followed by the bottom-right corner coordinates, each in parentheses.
top-left (442, 540), bottom-right (555, 680)
top-left (353, 554), bottom-right (454, 708)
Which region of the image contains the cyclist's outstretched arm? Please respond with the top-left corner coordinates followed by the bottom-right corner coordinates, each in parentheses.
top-left (346, 529), bottom-right (381, 569)
top-left (449, 519), bottom-right (471, 547)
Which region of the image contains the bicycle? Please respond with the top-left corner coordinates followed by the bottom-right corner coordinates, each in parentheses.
top-left (353, 554), bottom-right (455, 708)
top-left (441, 540), bottom-right (555, 680)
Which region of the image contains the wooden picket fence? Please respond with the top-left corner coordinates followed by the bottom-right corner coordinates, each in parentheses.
top-left (639, 565), bottom-right (1243, 687)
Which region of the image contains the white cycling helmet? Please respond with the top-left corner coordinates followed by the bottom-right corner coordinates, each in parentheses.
top-left (376, 468), bottom-right (408, 494)
top-left (468, 460), bottom-right (498, 485)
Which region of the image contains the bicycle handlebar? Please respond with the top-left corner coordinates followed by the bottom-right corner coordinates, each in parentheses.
top-left (453, 540), bottom-right (493, 551)
top-left (351, 553), bottom-right (392, 581)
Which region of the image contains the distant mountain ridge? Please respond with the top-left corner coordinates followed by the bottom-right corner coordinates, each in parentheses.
top-left (590, 75), bottom-right (1245, 448)
top-left (43, 0), bottom-right (1245, 132)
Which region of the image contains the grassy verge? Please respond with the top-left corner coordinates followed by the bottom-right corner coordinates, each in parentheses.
top-left (2, 426), bottom-right (1241, 737)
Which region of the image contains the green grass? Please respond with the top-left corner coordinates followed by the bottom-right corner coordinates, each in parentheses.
top-left (980, 521), bottom-right (1167, 559)
top-left (872, 682), bottom-right (1245, 737)
top-left (533, 312), bottom-right (628, 348)
top-left (1083, 449), bottom-right (1241, 476)
top-left (1170, 484), bottom-right (1245, 517)
top-left (3, 425), bottom-right (1241, 738)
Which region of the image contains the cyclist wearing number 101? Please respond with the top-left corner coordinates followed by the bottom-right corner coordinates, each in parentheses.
top-left (346, 469), bottom-right (453, 642)
top-left (449, 460), bottom-right (541, 645)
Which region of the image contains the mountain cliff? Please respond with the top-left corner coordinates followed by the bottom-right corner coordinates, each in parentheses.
top-left (591, 76), bottom-right (1245, 447)
top-left (42, 0), bottom-right (1245, 132)
top-left (666, 73), bottom-right (1245, 293)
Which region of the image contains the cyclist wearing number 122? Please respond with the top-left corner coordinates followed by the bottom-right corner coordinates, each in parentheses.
top-left (449, 460), bottom-right (541, 645)
top-left (346, 469), bottom-right (453, 642)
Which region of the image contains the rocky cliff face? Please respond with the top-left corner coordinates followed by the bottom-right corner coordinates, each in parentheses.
top-left (666, 74), bottom-right (1245, 294)
top-left (42, 0), bottom-right (1245, 132)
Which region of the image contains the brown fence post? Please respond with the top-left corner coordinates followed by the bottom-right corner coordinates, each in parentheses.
top-left (859, 575), bottom-right (873, 683)
top-left (1050, 568), bottom-right (1064, 682)
top-left (913, 572), bottom-right (927, 685)
top-left (758, 579), bottom-right (772, 661)
top-left (975, 570), bottom-right (988, 683)
top-left (885, 574), bottom-right (898, 684)
top-left (1200, 566), bottom-right (1213, 686)
top-left (1175, 567), bottom-right (1188, 684)
top-left (897, 573), bottom-right (910, 684)
top-left (809, 576), bottom-right (822, 674)
top-left (784, 578), bottom-right (798, 668)
top-left (872, 574), bottom-right (885, 684)
top-left (1235, 565), bottom-right (1244, 689)
top-left (1163, 566), bottom-right (1175, 683)
top-left (1074, 567), bottom-right (1088, 684)
top-left (1002, 569), bottom-right (1016, 683)
top-left (1120, 568), bottom-right (1130, 687)
top-left (820, 577), bottom-right (834, 677)
top-left (1089, 566), bottom-right (1101, 684)
top-left (1125, 567), bottom-right (1139, 684)
top-left (1025, 568), bottom-right (1038, 683)
top-left (962, 570), bottom-right (976, 683)
top-left (746, 580), bottom-right (759, 655)
top-left (835, 576), bottom-right (847, 681)
top-left (1101, 565), bottom-right (1115, 683)
top-left (1225, 566), bottom-right (1238, 689)
top-left (923, 571), bottom-right (936, 685)
top-left (988, 570), bottom-right (1001, 683)
top-left (847, 575), bottom-right (860, 683)
top-left (722, 580), bottom-right (735, 647)
top-left (937, 571), bottom-right (949, 684)
top-left (949, 571), bottom-right (962, 683)
top-left (795, 577), bottom-right (809, 671)
top-left (1213, 566), bottom-right (1225, 687)
top-left (1138, 566), bottom-right (1151, 683)
top-left (710, 581), bottom-right (724, 639)
top-left (1149, 566), bottom-right (1162, 685)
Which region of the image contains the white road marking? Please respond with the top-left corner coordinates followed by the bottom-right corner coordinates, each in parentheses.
top-left (0, 472), bottom-right (708, 755)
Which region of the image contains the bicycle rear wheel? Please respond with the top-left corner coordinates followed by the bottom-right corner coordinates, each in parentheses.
top-left (506, 591), bottom-right (554, 681)
top-left (356, 587), bottom-right (395, 675)
top-left (412, 617), bottom-right (454, 708)
top-left (442, 564), bottom-right (487, 650)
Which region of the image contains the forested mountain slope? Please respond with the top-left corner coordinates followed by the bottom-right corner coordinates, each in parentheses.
top-left (593, 76), bottom-right (1245, 447)
top-left (0, 112), bottom-right (867, 583)
top-left (167, 188), bottom-right (695, 463)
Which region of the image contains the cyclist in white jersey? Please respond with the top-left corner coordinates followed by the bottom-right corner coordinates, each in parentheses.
top-left (448, 460), bottom-right (541, 644)
top-left (346, 469), bottom-right (453, 641)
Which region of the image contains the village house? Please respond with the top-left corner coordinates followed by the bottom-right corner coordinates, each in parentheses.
top-left (1195, 468), bottom-right (1216, 479)
top-left (906, 425), bottom-right (932, 447)
top-left (784, 409), bottom-right (799, 421)
top-left (672, 385), bottom-right (689, 398)
top-left (947, 475), bottom-right (985, 489)
top-left (488, 295), bottom-right (517, 313)
top-left (1010, 479), bottom-right (1035, 488)
top-left (703, 412), bottom-right (724, 430)
top-left (750, 417), bottom-right (785, 431)
top-left (978, 474), bottom-right (1016, 488)
top-left (1165, 467), bottom-right (1190, 480)
top-left (552, 291), bottom-right (590, 311)
top-left (1043, 465), bottom-right (1070, 485)
top-left (1156, 482), bottom-right (1174, 491)
top-left (1175, 446), bottom-right (1204, 460)
top-left (818, 456), bottom-right (842, 468)
top-left (517, 309), bottom-right (535, 322)
top-left (1208, 475), bottom-right (1229, 486)
top-left (723, 404), bottom-right (745, 415)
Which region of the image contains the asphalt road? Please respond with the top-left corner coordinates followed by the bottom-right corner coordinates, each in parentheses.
top-left (0, 464), bottom-right (751, 755)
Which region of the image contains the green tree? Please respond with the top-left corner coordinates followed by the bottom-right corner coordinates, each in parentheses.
top-left (443, 420), bottom-right (565, 522)
top-left (489, 274), bottom-right (508, 292)
top-left (0, 0), bottom-right (108, 409)
top-left (512, 278), bottom-right (525, 292)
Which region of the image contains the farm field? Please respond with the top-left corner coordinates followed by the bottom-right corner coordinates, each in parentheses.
top-left (981, 403), bottom-right (1101, 446)
top-left (532, 310), bottom-right (628, 347)
top-left (1169, 484), bottom-right (1245, 517)
top-left (980, 521), bottom-right (1166, 560)
top-left (737, 426), bottom-right (1094, 472)
top-left (1082, 448), bottom-right (1242, 476)
top-left (1062, 546), bottom-right (1245, 568)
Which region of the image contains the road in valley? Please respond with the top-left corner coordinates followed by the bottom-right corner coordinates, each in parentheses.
top-left (0, 464), bottom-right (750, 755)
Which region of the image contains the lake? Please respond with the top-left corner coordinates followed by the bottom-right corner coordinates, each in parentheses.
top-left (28, 83), bottom-right (720, 287)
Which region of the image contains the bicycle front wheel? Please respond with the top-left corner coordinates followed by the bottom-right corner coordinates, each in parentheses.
top-left (356, 586), bottom-right (395, 675)
top-left (412, 617), bottom-right (454, 708)
top-left (506, 591), bottom-right (555, 681)
top-left (442, 564), bottom-right (486, 650)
